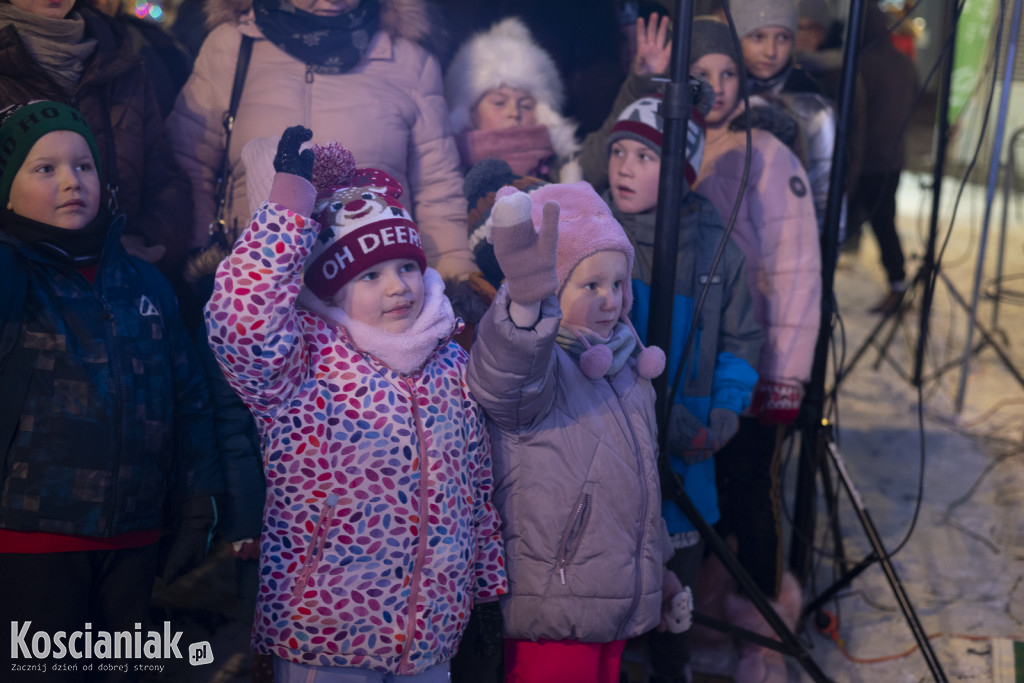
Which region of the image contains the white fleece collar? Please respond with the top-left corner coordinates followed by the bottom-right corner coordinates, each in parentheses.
top-left (296, 267), bottom-right (456, 376)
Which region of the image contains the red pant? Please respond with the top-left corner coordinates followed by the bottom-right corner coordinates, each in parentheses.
top-left (504, 638), bottom-right (627, 683)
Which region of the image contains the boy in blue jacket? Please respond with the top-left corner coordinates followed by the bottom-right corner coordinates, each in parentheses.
top-left (604, 95), bottom-right (763, 683)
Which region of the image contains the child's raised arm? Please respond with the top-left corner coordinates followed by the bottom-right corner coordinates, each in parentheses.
top-left (467, 188), bottom-right (562, 429)
top-left (204, 126), bottom-right (318, 416)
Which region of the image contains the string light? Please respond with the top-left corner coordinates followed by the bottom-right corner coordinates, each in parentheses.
top-left (133, 0), bottom-right (165, 22)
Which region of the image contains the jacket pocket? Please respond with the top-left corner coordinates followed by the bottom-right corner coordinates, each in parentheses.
top-left (291, 492), bottom-right (339, 600)
top-left (555, 488), bottom-right (593, 586)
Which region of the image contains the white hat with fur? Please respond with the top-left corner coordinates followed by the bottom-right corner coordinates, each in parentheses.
top-left (445, 17), bottom-right (579, 163)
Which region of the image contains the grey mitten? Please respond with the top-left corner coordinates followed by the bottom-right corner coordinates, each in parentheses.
top-left (490, 188), bottom-right (559, 305)
top-left (709, 407), bottom-right (740, 449)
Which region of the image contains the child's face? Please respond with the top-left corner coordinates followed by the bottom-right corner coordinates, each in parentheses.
top-left (332, 258), bottom-right (425, 334)
top-left (8, 130), bottom-right (100, 231)
top-left (608, 139), bottom-right (661, 214)
top-left (690, 53), bottom-right (741, 127)
top-left (559, 250), bottom-right (629, 340)
top-left (741, 26), bottom-right (794, 80)
top-left (796, 18), bottom-right (827, 52)
top-left (472, 86), bottom-right (538, 131)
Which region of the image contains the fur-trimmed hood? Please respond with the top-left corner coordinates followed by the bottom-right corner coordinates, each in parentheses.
top-left (444, 17), bottom-right (579, 162)
top-left (203, 0), bottom-right (434, 46)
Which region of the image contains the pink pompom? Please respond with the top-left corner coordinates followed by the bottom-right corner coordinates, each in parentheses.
top-left (580, 345), bottom-right (613, 379)
top-left (636, 345), bottom-right (666, 379)
top-left (312, 142), bottom-right (356, 194)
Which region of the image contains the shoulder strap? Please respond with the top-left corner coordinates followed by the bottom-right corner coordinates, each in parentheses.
top-left (230, 35), bottom-right (254, 117)
top-left (0, 248), bottom-right (31, 453)
top-left (209, 35), bottom-right (255, 248)
top-left (96, 95), bottom-right (122, 215)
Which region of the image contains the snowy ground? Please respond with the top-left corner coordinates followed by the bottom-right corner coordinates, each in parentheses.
top-left (771, 170), bottom-right (1024, 683)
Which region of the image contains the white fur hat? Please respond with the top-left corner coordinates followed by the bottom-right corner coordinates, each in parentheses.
top-left (444, 17), bottom-right (579, 162)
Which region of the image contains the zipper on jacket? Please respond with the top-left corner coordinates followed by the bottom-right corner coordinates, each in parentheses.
top-left (555, 492), bottom-right (592, 585)
top-left (305, 64), bottom-right (314, 84)
top-left (611, 381), bottom-right (652, 637)
top-left (291, 492), bottom-right (340, 600)
top-left (398, 376), bottom-right (431, 674)
top-left (96, 271), bottom-right (123, 536)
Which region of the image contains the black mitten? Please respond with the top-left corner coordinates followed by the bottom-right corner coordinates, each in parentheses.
top-left (467, 601), bottom-right (504, 659)
top-left (273, 125), bottom-right (314, 181)
top-left (161, 495), bottom-right (218, 585)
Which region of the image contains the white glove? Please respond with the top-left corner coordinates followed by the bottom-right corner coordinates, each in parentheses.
top-left (662, 585), bottom-right (693, 634)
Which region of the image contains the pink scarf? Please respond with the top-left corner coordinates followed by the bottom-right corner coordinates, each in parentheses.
top-left (457, 125), bottom-right (555, 176)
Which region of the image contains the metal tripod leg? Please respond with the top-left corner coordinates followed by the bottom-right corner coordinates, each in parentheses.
top-left (809, 432), bottom-right (949, 682)
top-left (667, 475), bottom-right (832, 682)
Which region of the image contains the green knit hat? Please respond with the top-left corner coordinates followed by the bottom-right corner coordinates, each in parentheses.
top-left (0, 101), bottom-right (101, 207)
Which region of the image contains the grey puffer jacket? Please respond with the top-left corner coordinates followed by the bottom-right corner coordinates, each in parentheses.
top-left (467, 286), bottom-right (670, 643)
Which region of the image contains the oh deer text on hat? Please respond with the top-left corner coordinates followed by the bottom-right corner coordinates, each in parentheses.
top-left (304, 155), bottom-right (427, 300)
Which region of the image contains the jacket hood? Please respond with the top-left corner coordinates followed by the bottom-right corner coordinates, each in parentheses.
top-left (204, 0), bottom-right (434, 45)
top-left (445, 16), bottom-right (579, 160)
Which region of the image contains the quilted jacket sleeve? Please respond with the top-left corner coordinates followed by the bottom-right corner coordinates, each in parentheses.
top-left (710, 242), bottom-right (762, 415)
top-left (752, 137), bottom-right (822, 383)
top-left (405, 49), bottom-right (473, 280)
top-left (203, 200), bottom-right (317, 417)
top-left (466, 285), bottom-right (561, 431)
top-left (167, 26), bottom-right (238, 250)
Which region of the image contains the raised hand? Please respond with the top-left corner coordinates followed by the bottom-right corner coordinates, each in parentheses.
top-left (634, 13), bottom-right (672, 76)
top-left (491, 188), bottom-right (559, 305)
top-left (273, 125), bottom-right (314, 181)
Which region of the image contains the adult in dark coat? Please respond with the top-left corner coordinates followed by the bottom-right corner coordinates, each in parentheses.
top-left (83, 0), bottom-right (194, 119)
top-left (849, 3), bottom-right (919, 314)
top-left (0, 0), bottom-right (193, 279)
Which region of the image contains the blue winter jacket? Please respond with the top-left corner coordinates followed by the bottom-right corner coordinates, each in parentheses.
top-left (0, 220), bottom-right (221, 537)
top-left (608, 190), bottom-right (763, 534)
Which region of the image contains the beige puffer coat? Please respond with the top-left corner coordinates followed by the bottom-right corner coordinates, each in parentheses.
top-left (167, 0), bottom-right (472, 281)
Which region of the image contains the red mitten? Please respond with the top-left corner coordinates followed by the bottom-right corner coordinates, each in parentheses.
top-left (685, 425), bottom-right (719, 460)
top-left (750, 380), bottom-right (804, 426)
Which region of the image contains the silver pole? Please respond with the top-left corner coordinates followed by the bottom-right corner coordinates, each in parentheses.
top-left (955, 0), bottom-right (1023, 413)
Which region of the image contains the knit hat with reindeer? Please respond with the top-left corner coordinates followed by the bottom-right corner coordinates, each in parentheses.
top-left (303, 145), bottom-right (427, 300)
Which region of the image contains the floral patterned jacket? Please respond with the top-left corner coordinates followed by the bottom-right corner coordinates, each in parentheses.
top-left (205, 201), bottom-right (506, 674)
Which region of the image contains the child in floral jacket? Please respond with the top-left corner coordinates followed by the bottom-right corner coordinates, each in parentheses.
top-left (205, 126), bottom-right (507, 682)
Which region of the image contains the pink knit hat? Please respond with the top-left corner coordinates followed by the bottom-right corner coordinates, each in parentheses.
top-left (525, 181), bottom-right (636, 314)
top-left (509, 181), bottom-right (664, 379)
top-left (304, 145), bottom-right (427, 300)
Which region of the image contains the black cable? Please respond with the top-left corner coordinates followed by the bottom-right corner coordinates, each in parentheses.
top-left (662, 0), bottom-right (753, 427)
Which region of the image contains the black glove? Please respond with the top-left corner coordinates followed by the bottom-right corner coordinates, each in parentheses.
top-left (464, 601), bottom-right (504, 659)
top-left (161, 495), bottom-right (218, 585)
top-left (273, 125), bottom-right (314, 181)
